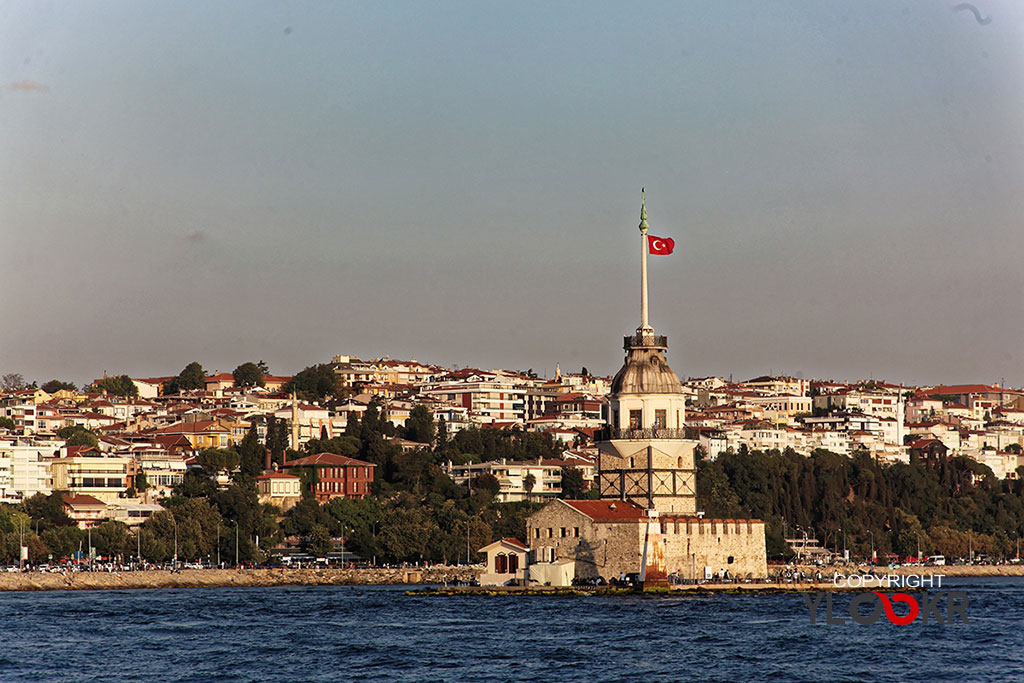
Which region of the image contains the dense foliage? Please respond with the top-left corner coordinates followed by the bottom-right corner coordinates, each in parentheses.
top-left (90, 375), bottom-right (138, 397)
top-left (698, 447), bottom-right (1024, 561)
top-left (0, 401), bottom-right (567, 565)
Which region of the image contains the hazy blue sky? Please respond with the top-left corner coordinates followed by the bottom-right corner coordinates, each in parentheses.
top-left (2, 1), bottom-right (1022, 387)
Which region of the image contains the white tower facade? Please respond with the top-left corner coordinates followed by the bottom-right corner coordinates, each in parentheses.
top-left (598, 193), bottom-right (698, 514)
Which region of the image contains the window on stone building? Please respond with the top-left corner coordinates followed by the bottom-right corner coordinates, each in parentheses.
top-left (574, 527), bottom-right (580, 537)
top-left (560, 527), bottom-right (567, 537)
top-left (654, 409), bottom-right (666, 429)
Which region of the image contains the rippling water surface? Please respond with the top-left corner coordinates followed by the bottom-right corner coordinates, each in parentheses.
top-left (0, 577), bottom-right (1021, 681)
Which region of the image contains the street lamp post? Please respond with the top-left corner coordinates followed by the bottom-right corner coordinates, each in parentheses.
top-left (234, 521), bottom-right (239, 566)
top-left (170, 514), bottom-right (178, 570)
top-left (216, 521), bottom-right (221, 568)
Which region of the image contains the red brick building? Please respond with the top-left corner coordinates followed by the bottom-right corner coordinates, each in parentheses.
top-left (284, 452), bottom-right (375, 502)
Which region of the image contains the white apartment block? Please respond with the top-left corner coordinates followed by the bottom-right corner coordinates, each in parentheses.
top-left (421, 379), bottom-right (528, 424)
top-left (445, 458), bottom-right (561, 502)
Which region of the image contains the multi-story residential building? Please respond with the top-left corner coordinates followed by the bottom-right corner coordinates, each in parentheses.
top-left (3, 401), bottom-right (38, 433)
top-left (284, 452), bottom-right (375, 502)
top-left (255, 471), bottom-right (302, 511)
top-left (813, 389), bottom-right (903, 421)
top-left (50, 448), bottom-right (129, 503)
top-left (0, 438), bottom-right (58, 501)
top-left (420, 376), bottom-right (529, 424)
top-left (145, 419), bottom-right (235, 451)
top-left (906, 421), bottom-right (961, 453)
top-left (0, 452), bottom-right (14, 503)
top-left (445, 458), bottom-right (562, 502)
top-left (740, 375), bottom-right (810, 397)
top-left (62, 493), bottom-right (109, 529)
top-left (743, 395), bottom-right (813, 425)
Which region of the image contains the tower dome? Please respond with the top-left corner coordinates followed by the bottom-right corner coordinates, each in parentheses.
top-left (610, 334), bottom-right (683, 396)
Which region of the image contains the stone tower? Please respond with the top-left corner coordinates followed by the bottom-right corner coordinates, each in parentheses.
top-left (597, 192), bottom-right (698, 514)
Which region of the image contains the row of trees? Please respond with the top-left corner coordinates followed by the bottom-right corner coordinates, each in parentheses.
top-left (697, 447), bottom-right (1024, 561)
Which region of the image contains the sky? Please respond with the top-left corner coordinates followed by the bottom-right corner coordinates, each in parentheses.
top-left (2, 1), bottom-right (1022, 388)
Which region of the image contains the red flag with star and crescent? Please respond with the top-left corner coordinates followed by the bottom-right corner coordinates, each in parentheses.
top-left (648, 235), bottom-right (674, 255)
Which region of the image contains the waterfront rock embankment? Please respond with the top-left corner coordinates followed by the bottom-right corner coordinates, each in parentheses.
top-left (0, 566), bottom-right (479, 592)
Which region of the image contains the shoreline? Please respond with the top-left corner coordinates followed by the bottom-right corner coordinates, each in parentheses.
top-left (1, 563), bottom-right (1021, 593)
top-left (0, 566), bottom-right (479, 592)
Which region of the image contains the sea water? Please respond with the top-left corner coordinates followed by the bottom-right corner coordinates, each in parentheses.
top-left (0, 577), bottom-right (1021, 681)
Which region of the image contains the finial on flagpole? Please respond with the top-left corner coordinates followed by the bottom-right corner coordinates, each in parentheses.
top-left (639, 188), bottom-right (649, 233)
top-left (639, 189), bottom-right (651, 332)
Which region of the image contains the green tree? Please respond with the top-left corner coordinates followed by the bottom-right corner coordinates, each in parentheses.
top-left (232, 362), bottom-right (265, 388)
top-left (436, 416), bottom-right (448, 450)
top-left (172, 470), bottom-right (216, 500)
top-left (41, 525), bottom-right (84, 560)
top-left (560, 467), bottom-right (585, 498)
top-left (286, 364), bottom-right (339, 402)
top-left (91, 375), bottom-right (138, 397)
top-left (1, 373), bottom-right (26, 391)
top-left (58, 426), bottom-right (99, 448)
top-left (41, 379), bottom-right (77, 393)
top-left (136, 470), bottom-right (150, 494)
top-left (307, 523), bottom-right (334, 556)
top-left (404, 405), bottom-right (435, 445)
top-left (345, 412), bottom-right (361, 438)
top-left (237, 422), bottom-right (266, 477)
top-left (196, 448), bottom-right (241, 477)
top-left (23, 492), bottom-right (74, 529)
top-left (146, 499), bottom-right (221, 561)
top-left (523, 473), bottom-right (536, 498)
top-left (164, 362), bottom-right (206, 394)
top-left (0, 416), bottom-right (16, 430)
top-left (379, 507), bottom-right (437, 562)
top-left (93, 520), bottom-right (132, 559)
top-left (265, 416), bottom-right (289, 466)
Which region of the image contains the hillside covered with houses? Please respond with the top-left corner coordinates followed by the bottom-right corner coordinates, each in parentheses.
top-left (1, 360), bottom-right (1023, 565)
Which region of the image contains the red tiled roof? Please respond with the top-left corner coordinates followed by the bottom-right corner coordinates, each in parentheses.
top-left (919, 384), bottom-right (1015, 396)
top-left (255, 472), bottom-right (300, 479)
top-left (285, 452), bottom-right (375, 468)
top-left (499, 537), bottom-right (527, 550)
top-left (206, 373), bottom-right (234, 382)
top-left (62, 493), bottom-right (107, 507)
top-left (561, 499), bottom-right (647, 520)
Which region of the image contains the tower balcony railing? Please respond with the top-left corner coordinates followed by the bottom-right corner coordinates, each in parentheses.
top-left (595, 426), bottom-right (696, 441)
top-left (623, 334), bottom-right (667, 350)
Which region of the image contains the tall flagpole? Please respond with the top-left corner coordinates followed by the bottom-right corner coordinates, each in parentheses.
top-left (639, 188), bottom-right (651, 334)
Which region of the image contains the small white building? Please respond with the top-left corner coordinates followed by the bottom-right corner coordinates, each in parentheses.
top-left (478, 537), bottom-right (528, 586)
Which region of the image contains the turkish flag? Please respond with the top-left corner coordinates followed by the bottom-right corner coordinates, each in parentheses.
top-left (648, 235), bottom-right (674, 255)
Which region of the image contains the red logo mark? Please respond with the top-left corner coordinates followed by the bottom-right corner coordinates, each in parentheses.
top-left (872, 592), bottom-right (920, 625)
